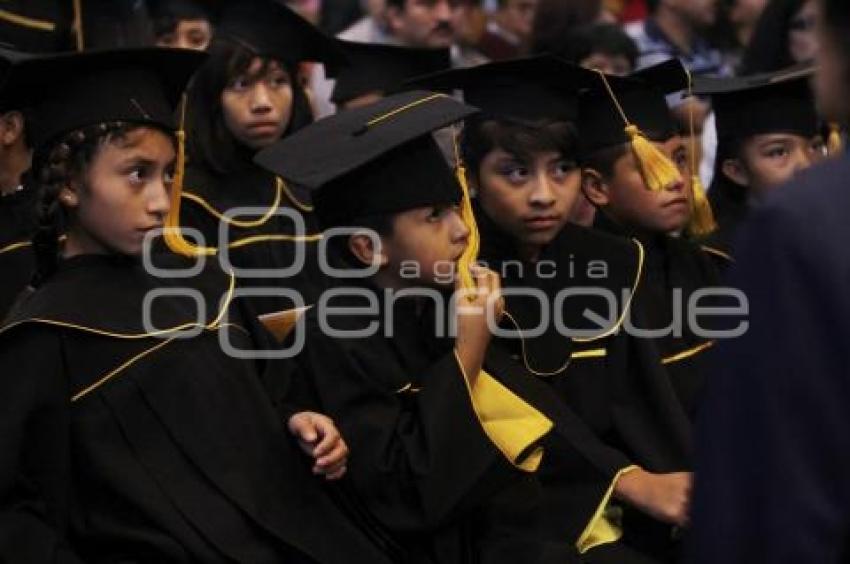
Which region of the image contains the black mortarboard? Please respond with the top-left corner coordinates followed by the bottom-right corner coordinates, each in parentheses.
top-left (577, 58), bottom-right (688, 157)
top-left (328, 40), bottom-right (450, 106)
top-left (408, 55), bottom-right (596, 122)
top-left (0, 1), bottom-right (72, 53)
top-left (254, 91), bottom-right (478, 227)
top-left (216, 0), bottom-right (344, 66)
top-left (6, 47), bottom-right (206, 152)
top-left (147, 0), bottom-right (220, 22)
top-left (695, 64), bottom-right (818, 142)
top-left (0, 46), bottom-right (32, 110)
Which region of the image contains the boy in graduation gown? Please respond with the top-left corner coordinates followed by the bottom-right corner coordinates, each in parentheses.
top-left (578, 59), bottom-right (734, 422)
top-left (0, 48), bottom-right (393, 564)
top-left (696, 64), bottom-right (825, 257)
top-left (0, 47), bottom-right (36, 319)
top-left (411, 56), bottom-right (695, 564)
top-left (255, 90), bottom-right (581, 564)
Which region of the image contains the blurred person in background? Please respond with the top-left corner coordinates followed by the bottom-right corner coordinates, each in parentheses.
top-left (478, 0), bottom-right (538, 60)
top-left (739, 0), bottom-right (817, 73)
top-left (148, 0), bottom-right (217, 51)
top-left (531, 0), bottom-right (617, 56)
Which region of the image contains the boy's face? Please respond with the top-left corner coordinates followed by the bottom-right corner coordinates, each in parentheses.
top-left (585, 136), bottom-right (693, 235)
top-left (477, 148), bottom-right (580, 254)
top-left (722, 132), bottom-right (825, 198)
top-left (380, 203), bottom-right (470, 288)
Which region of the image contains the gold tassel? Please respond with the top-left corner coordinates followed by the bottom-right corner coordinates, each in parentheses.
top-left (453, 127), bottom-right (480, 297)
top-left (625, 124), bottom-right (683, 193)
top-left (592, 70), bottom-right (682, 193)
top-left (164, 95), bottom-right (216, 257)
top-left (685, 70), bottom-right (716, 237)
top-left (686, 174), bottom-right (716, 237)
top-left (827, 122), bottom-right (844, 157)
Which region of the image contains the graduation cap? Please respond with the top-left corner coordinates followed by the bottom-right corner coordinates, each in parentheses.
top-left (0, 46), bottom-right (33, 110)
top-left (329, 40), bottom-right (451, 107)
top-left (216, 0), bottom-right (344, 66)
top-left (255, 90), bottom-right (478, 226)
top-left (407, 55), bottom-right (597, 122)
top-left (694, 64), bottom-right (818, 143)
top-left (6, 47), bottom-right (206, 151)
top-left (255, 90), bottom-right (484, 294)
top-left (147, 0), bottom-right (221, 22)
top-left (579, 59), bottom-right (716, 235)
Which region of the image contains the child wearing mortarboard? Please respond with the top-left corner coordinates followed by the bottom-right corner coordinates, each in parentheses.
top-left (0, 47), bottom-right (391, 564)
top-left (412, 56), bottom-right (695, 564)
top-left (696, 64), bottom-right (827, 256)
top-left (167, 0), bottom-right (345, 317)
top-left (255, 91), bottom-right (579, 564)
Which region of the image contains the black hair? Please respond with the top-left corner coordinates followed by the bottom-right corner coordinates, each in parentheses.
top-left (531, 0), bottom-right (603, 54)
top-left (579, 143), bottom-right (628, 180)
top-left (185, 36), bottom-right (314, 175)
top-left (821, 0), bottom-right (850, 92)
top-left (30, 122), bottom-right (163, 287)
top-left (386, 0), bottom-right (406, 9)
top-left (646, 0), bottom-right (661, 13)
top-left (461, 117), bottom-right (579, 181)
top-left (739, 0), bottom-right (805, 74)
top-left (551, 23), bottom-right (638, 70)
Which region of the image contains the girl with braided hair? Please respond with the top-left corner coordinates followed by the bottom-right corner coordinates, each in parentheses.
top-left (0, 48), bottom-right (393, 564)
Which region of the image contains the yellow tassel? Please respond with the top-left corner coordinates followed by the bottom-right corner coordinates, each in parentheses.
top-left (456, 162), bottom-right (480, 296)
top-left (827, 123), bottom-right (844, 157)
top-left (164, 96), bottom-right (217, 257)
top-left (625, 124), bottom-right (683, 192)
top-left (686, 174), bottom-right (717, 237)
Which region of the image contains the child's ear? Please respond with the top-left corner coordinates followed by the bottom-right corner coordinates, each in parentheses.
top-left (581, 168), bottom-right (610, 207)
top-left (348, 230), bottom-right (389, 268)
top-left (0, 111), bottom-right (23, 146)
top-left (721, 158), bottom-right (750, 187)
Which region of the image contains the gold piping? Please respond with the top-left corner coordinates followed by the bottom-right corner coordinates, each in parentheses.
top-left (364, 93), bottom-right (446, 129)
top-left (571, 348), bottom-right (608, 360)
top-left (227, 233), bottom-right (323, 249)
top-left (662, 340), bottom-right (715, 365)
top-left (280, 178), bottom-right (314, 213)
top-left (182, 177), bottom-right (284, 229)
top-left (701, 245), bottom-right (734, 263)
top-left (0, 9), bottom-right (56, 31)
top-left (72, 0), bottom-right (84, 51)
top-left (574, 238), bottom-right (645, 343)
top-left (0, 270), bottom-right (236, 339)
top-left (0, 240), bottom-right (32, 255)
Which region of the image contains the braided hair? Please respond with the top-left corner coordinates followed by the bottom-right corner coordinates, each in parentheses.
top-left (29, 122), bottom-right (145, 288)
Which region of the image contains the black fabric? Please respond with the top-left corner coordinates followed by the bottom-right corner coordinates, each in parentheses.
top-left (216, 0), bottom-right (344, 66)
top-left (330, 40), bottom-right (450, 105)
top-left (0, 184), bottom-right (38, 320)
top-left (408, 55), bottom-right (598, 123)
top-left (704, 173), bottom-right (750, 258)
top-left (0, 254), bottom-right (394, 563)
top-left (696, 65), bottom-right (818, 142)
top-left (577, 59), bottom-right (687, 157)
top-left (689, 154), bottom-right (850, 563)
top-left (476, 207), bottom-right (693, 559)
top-left (6, 47), bottom-right (205, 150)
top-left (146, 0), bottom-right (220, 21)
top-left (180, 162), bottom-right (328, 315)
top-left (288, 275), bottom-right (576, 564)
top-left (254, 91), bottom-right (478, 227)
top-left (0, 0), bottom-right (73, 53)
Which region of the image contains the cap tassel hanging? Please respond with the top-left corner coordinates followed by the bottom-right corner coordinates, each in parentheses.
top-left (453, 126), bottom-right (480, 298)
top-left (593, 70), bottom-right (682, 193)
top-left (685, 71), bottom-right (716, 238)
top-left (827, 122), bottom-right (844, 157)
top-left (164, 94), bottom-right (217, 257)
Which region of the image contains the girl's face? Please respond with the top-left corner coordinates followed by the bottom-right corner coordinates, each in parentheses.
top-left (477, 148), bottom-right (580, 260)
top-left (723, 132), bottom-right (825, 198)
top-left (221, 57), bottom-right (294, 150)
top-left (62, 127), bottom-right (175, 258)
top-left (789, 0), bottom-right (819, 64)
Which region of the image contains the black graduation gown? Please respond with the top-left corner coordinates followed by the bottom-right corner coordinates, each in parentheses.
top-left (476, 211), bottom-right (693, 563)
top-left (286, 278), bottom-right (575, 564)
top-left (705, 176), bottom-right (749, 259)
top-left (0, 254), bottom-right (393, 564)
top-left (0, 184), bottom-right (37, 320)
top-left (689, 152), bottom-right (850, 563)
top-left (180, 162), bottom-right (327, 316)
top-left (593, 213), bottom-right (730, 420)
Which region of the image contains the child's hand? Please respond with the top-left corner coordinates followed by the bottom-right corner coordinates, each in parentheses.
top-left (287, 411), bottom-right (349, 480)
top-left (614, 468), bottom-right (692, 527)
top-left (454, 265), bottom-right (504, 382)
